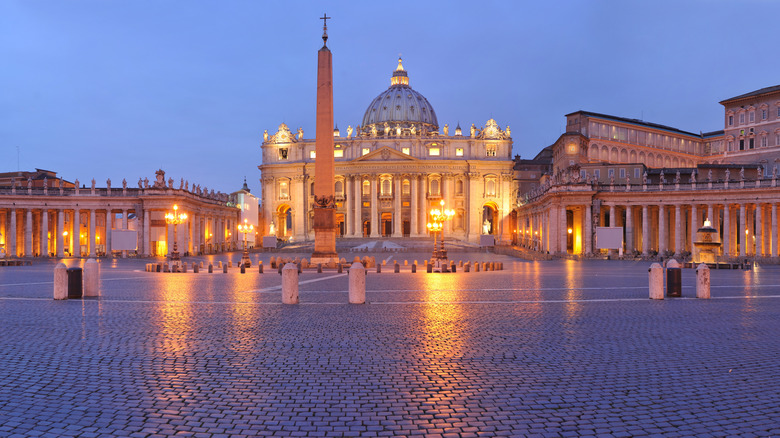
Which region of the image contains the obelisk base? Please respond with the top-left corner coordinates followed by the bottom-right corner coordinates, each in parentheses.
top-left (311, 207), bottom-right (338, 264)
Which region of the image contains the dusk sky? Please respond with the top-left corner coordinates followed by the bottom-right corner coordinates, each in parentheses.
top-left (3, 0), bottom-right (780, 194)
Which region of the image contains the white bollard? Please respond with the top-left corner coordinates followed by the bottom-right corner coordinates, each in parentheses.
top-left (349, 262), bottom-right (366, 304)
top-left (281, 263), bottom-right (299, 304)
top-left (53, 262), bottom-right (68, 300)
top-left (649, 263), bottom-right (663, 300)
top-left (696, 263), bottom-right (710, 299)
top-left (83, 258), bottom-right (100, 297)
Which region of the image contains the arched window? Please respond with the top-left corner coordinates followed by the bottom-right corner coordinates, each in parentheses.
top-left (402, 179), bottom-right (410, 195)
top-left (485, 176), bottom-right (497, 196)
top-left (362, 180), bottom-right (370, 195)
top-left (381, 178), bottom-right (392, 195)
top-left (279, 180), bottom-right (289, 199)
top-left (455, 179), bottom-right (464, 195)
top-left (430, 179), bottom-right (440, 196)
top-left (335, 180), bottom-right (343, 196)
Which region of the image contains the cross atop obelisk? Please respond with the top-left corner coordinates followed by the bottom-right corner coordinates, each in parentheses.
top-left (311, 13), bottom-right (338, 264)
top-left (320, 13), bottom-right (331, 46)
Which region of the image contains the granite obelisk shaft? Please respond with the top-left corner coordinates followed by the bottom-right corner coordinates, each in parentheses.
top-left (311, 43), bottom-right (338, 263)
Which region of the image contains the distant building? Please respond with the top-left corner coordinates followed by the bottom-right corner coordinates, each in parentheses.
top-left (516, 85), bottom-right (780, 261)
top-left (258, 59), bottom-right (517, 244)
top-left (229, 179), bottom-right (259, 248)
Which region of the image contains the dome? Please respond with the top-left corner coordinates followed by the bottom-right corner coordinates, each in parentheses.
top-left (361, 58), bottom-right (439, 133)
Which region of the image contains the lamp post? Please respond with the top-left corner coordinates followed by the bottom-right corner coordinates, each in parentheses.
top-left (237, 218), bottom-right (254, 268)
top-left (165, 204), bottom-right (187, 265)
top-left (426, 199), bottom-right (454, 272)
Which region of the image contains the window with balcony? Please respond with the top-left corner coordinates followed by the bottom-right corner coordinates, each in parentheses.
top-left (402, 179), bottom-right (410, 195)
top-left (484, 176), bottom-right (496, 196)
top-left (486, 145), bottom-right (497, 157)
top-left (278, 148), bottom-right (289, 160)
top-left (381, 178), bottom-right (392, 196)
top-left (362, 180), bottom-right (370, 195)
top-left (429, 148), bottom-right (440, 156)
top-left (429, 178), bottom-right (440, 196)
top-left (279, 181), bottom-right (289, 199)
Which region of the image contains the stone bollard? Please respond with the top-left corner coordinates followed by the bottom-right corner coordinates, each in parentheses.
top-left (450, 261), bottom-right (456, 273)
top-left (337, 263), bottom-right (343, 273)
top-left (218, 261), bottom-right (222, 269)
top-left (258, 262), bottom-right (264, 273)
top-left (426, 263), bottom-right (432, 273)
top-left (208, 263), bottom-right (213, 273)
top-left (376, 263), bottom-right (381, 273)
top-left (404, 260), bottom-right (408, 266)
top-left (317, 264), bottom-right (323, 273)
top-left (223, 264), bottom-right (228, 274)
top-left (54, 262), bottom-right (68, 300)
top-left (666, 259), bottom-right (682, 297)
top-left (240, 264), bottom-right (246, 274)
top-left (270, 256), bottom-right (276, 269)
top-left (649, 263), bottom-right (664, 299)
top-left (464, 262), bottom-right (470, 273)
top-left (411, 263), bottom-right (416, 273)
top-left (281, 263), bottom-right (299, 304)
top-left (200, 261), bottom-right (204, 268)
top-left (193, 263), bottom-right (199, 273)
top-left (349, 263), bottom-right (366, 304)
top-left (83, 259), bottom-right (100, 297)
top-left (476, 262), bottom-right (481, 272)
top-left (696, 263), bottom-right (711, 299)
top-left (228, 261), bottom-right (232, 268)
top-left (394, 262), bottom-right (400, 273)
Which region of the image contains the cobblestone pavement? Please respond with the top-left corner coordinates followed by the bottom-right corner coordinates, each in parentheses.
top-left (1, 253), bottom-right (780, 437)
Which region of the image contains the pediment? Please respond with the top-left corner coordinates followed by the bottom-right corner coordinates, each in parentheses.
top-left (352, 146), bottom-right (420, 162)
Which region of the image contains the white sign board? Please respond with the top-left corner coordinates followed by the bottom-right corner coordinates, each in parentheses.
top-left (111, 230), bottom-right (137, 251)
top-left (595, 227), bottom-right (623, 249)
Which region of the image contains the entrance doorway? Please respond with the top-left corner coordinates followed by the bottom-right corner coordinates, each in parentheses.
top-left (482, 204), bottom-right (497, 235)
top-left (381, 213), bottom-right (392, 237)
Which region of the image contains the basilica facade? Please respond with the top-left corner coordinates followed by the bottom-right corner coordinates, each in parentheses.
top-left (258, 59), bottom-right (516, 244)
top-left (516, 84), bottom-right (780, 261)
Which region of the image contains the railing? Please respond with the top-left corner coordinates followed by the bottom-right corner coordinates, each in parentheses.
top-left (0, 186), bottom-right (234, 206)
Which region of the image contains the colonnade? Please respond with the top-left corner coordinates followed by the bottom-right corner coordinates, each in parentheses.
top-left (518, 197), bottom-right (780, 259)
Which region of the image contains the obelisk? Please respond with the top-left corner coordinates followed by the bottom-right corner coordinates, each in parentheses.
top-left (311, 14), bottom-right (338, 264)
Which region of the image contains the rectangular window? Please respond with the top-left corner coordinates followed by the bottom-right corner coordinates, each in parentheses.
top-left (402, 147), bottom-right (410, 155)
top-left (278, 148), bottom-right (288, 160)
top-left (486, 145), bottom-right (496, 157)
top-left (739, 139), bottom-right (744, 150)
top-left (634, 168), bottom-right (641, 179)
top-left (362, 148), bottom-right (370, 156)
top-left (619, 168), bottom-right (626, 179)
top-left (608, 169), bottom-right (615, 178)
top-left (594, 169), bottom-right (601, 179)
top-left (777, 107), bottom-right (780, 117)
top-left (334, 149), bottom-right (343, 158)
top-left (740, 113), bottom-right (745, 124)
top-left (749, 138), bottom-right (754, 149)
top-left (762, 109), bottom-right (767, 120)
top-left (580, 169), bottom-right (586, 179)
top-left (750, 112), bottom-right (755, 123)
top-left (728, 115), bottom-right (734, 126)
top-left (761, 136), bottom-right (768, 147)
top-left (776, 134), bottom-right (780, 146)
top-left (456, 148), bottom-right (464, 156)
top-left (309, 151), bottom-right (316, 159)
top-left (429, 148), bottom-right (440, 156)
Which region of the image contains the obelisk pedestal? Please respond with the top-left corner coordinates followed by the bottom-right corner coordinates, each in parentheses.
top-left (311, 16), bottom-right (339, 265)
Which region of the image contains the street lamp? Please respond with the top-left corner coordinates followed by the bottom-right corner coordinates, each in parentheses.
top-left (426, 199), bottom-right (455, 272)
top-left (237, 218), bottom-right (254, 268)
top-left (165, 204), bottom-right (187, 265)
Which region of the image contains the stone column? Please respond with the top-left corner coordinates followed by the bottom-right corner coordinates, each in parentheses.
top-left (739, 204), bottom-right (747, 257)
top-left (708, 204), bottom-right (714, 226)
top-left (73, 208), bottom-right (80, 257)
top-left (393, 175), bottom-right (402, 237)
top-left (143, 209), bottom-right (151, 256)
top-left (756, 204), bottom-right (763, 257)
top-left (188, 212), bottom-right (194, 254)
top-left (772, 203), bottom-right (778, 258)
top-left (41, 209), bottom-right (49, 257)
top-left (560, 205), bottom-right (568, 254)
top-left (609, 205), bottom-right (616, 227)
top-left (625, 206), bottom-right (634, 253)
top-left (105, 210), bottom-right (112, 256)
top-left (24, 209), bottom-right (33, 257)
top-left (292, 176), bottom-right (305, 241)
top-left (584, 203), bottom-right (592, 255)
top-left (658, 205), bottom-right (666, 254)
top-left (723, 204), bottom-right (731, 257)
top-left (56, 210), bottom-right (64, 258)
top-left (89, 209), bottom-right (96, 257)
top-left (642, 205), bottom-right (649, 255)
top-left (354, 175), bottom-right (363, 237)
top-left (674, 204), bottom-right (682, 256)
top-left (421, 175), bottom-right (429, 237)
top-left (345, 176), bottom-right (354, 237)
top-left (370, 175), bottom-right (380, 238)
top-left (410, 174), bottom-right (419, 237)
top-left (690, 204), bottom-right (698, 253)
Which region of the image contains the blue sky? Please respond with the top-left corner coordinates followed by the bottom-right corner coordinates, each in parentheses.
top-left (2, 0), bottom-right (779, 193)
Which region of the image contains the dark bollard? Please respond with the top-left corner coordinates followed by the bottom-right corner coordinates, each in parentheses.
top-left (476, 262), bottom-right (481, 272)
top-left (259, 262), bottom-right (264, 273)
top-left (450, 261), bottom-right (456, 273)
top-left (317, 264), bottom-right (323, 273)
top-left (240, 264), bottom-right (246, 274)
top-left (337, 263), bottom-right (342, 273)
top-left (411, 264), bottom-right (416, 273)
top-left (223, 264), bottom-right (228, 274)
top-left (394, 263), bottom-right (400, 273)
top-left (208, 263), bottom-right (213, 273)
top-left (376, 263), bottom-right (381, 273)
top-left (666, 259), bottom-right (682, 297)
top-left (298, 263), bottom-right (302, 274)
top-left (156, 263), bottom-right (162, 272)
top-left (270, 256), bottom-right (276, 269)
top-left (193, 264), bottom-right (199, 273)
top-left (278, 264), bottom-right (283, 275)
top-left (66, 268), bottom-right (83, 299)
top-left (426, 263), bottom-right (432, 273)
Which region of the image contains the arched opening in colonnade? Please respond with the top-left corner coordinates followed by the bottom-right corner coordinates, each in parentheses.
top-left (482, 203), bottom-right (498, 235)
top-left (275, 204), bottom-right (293, 240)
